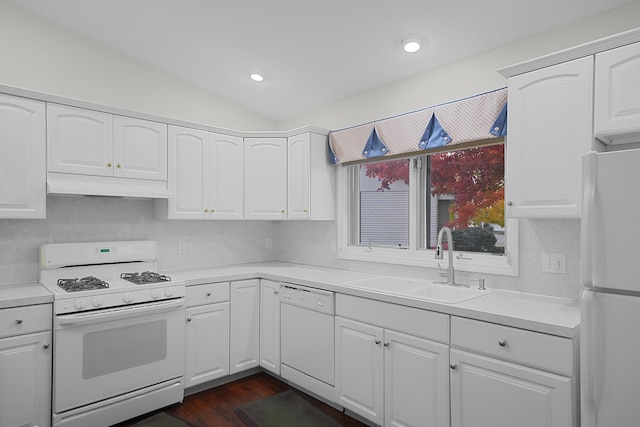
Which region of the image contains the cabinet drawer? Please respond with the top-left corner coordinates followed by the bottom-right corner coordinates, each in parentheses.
top-left (336, 294), bottom-right (449, 343)
top-left (186, 282), bottom-right (230, 307)
top-left (0, 304), bottom-right (52, 339)
top-left (451, 316), bottom-right (573, 375)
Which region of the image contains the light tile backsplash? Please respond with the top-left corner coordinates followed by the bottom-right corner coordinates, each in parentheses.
top-left (0, 196), bottom-right (276, 285)
top-left (275, 219), bottom-right (582, 300)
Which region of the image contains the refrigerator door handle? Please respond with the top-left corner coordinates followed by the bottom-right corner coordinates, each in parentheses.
top-left (581, 289), bottom-right (597, 427)
top-left (581, 151), bottom-right (597, 289)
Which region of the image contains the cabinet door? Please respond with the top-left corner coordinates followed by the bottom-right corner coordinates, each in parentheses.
top-left (506, 56), bottom-right (593, 218)
top-left (287, 133), bottom-right (311, 220)
top-left (0, 331), bottom-right (51, 427)
top-left (259, 279), bottom-right (280, 374)
top-left (384, 329), bottom-right (450, 427)
top-left (167, 126), bottom-right (209, 219)
top-left (185, 302), bottom-right (230, 388)
top-left (335, 317), bottom-right (384, 425)
top-left (230, 279), bottom-right (260, 374)
top-left (595, 41), bottom-right (640, 144)
top-left (0, 94), bottom-right (46, 219)
top-left (244, 138), bottom-right (287, 220)
top-left (113, 116), bottom-right (167, 180)
top-left (210, 132), bottom-right (244, 219)
top-left (450, 349), bottom-right (572, 427)
top-left (47, 103), bottom-right (114, 176)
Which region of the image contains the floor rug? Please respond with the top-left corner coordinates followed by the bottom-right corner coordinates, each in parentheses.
top-left (234, 390), bottom-right (343, 427)
top-left (130, 411), bottom-right (192, 427)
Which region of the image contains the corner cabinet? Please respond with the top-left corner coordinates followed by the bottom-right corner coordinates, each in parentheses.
top-left (0, 304), bottom-right (52, 427)
top-left (505, 56), bottom-right (593, 218)
top-left (287, 132), bottom-right (336, 220)
top-left (335, 294), bottom-right (450, 427)
top-left (158, 126), bottom-right (244, 220)
top-left (244, 137), bottom-right (288, 220)
top-left (185, 282), bottom-right (230, 388)
top-left (0, 94), bottom-right (46, 219)
top-left (594, 41), bottom-right (640, 144)
top-left (449, 317), bottom-right (576, 427)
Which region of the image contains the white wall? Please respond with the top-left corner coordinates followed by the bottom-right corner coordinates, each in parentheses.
top-left (275, 2), bottom-right (640, 300)
top-left (0, 0), bottom-right (276, 131)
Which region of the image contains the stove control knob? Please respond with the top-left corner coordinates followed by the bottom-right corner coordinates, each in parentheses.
top-left (123, 292), bottom-right (134, 304)
top-left (164, 287), bottom-right (175, 297)
top-left (91, 296), bottom-right (104, 308)
top-left (151, 289), bottom-right (160, 300)
top-left (73, 299), bottom-right (87, 310)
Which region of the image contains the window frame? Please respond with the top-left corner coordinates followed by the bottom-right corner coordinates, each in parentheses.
top-left (336, 150), bottom-right (518, 277)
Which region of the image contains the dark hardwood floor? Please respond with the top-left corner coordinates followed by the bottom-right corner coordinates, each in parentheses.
top-left (114, 372), bottom-right (367, 427)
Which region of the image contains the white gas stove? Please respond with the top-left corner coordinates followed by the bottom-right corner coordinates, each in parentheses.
top-left (40, 240), bottom-right (185, 314)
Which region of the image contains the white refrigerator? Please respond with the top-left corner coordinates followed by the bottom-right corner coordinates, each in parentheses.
top-left (581, 148), bottom-right (640, 426)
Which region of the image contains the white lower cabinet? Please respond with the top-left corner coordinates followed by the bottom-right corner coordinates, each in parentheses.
top-left (335, 294), bottom-right (450, 427)
top-left (259, 279), bottom-right (280, 375)
top-left (230, 279), bottom-right (260, 374)
top-left (450, 316), bottom-right (576, 427)
top-left (185, 282), bottom-right (230, 388)
top-left (0, 304), bottom-right (52, 427)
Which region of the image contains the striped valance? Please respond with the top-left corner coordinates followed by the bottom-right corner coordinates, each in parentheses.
top-left (328, 88), bottom-right (507, 164)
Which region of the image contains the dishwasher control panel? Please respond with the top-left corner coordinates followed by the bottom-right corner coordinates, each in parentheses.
top-left (279, 283), bottom-right (335, 315)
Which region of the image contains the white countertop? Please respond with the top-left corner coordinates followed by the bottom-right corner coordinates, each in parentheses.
top-left (0, 282), bottom-right (53, 309)
top-left (170, 262), bottom-right (581, 338)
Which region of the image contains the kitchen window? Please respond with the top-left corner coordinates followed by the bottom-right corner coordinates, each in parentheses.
top-left (336, 142), bottom-right (518, 276)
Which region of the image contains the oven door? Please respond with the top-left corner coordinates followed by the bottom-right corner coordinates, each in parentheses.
top-left (53, 298), bottom-right (185, 413)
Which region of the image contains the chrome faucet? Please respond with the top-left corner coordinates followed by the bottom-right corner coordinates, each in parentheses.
top-left (435, 226), bottom-right (460, 286)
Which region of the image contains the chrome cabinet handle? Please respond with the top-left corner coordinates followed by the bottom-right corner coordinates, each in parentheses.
top-left (506, 201), bottom-right (513, 206)
top-left (43, 343), bottom-right (50, 349)
top-left (186, 317), bottom-right (192, 322)
top-left (375, 340), bottom-right (381, 345)
top-left (498, 339), bottom-right (507, 347)
top-left (450, 364), bottom-right (458, 370)
top-left (206, 292), bottom-right (212, 297)
top-left (15, 318), bottom-right (23, 325)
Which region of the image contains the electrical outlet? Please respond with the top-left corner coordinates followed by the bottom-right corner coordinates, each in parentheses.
top-left (177, 241), bottom-right (186, 255)
top-left (542, 252), bottom-right (566, 274)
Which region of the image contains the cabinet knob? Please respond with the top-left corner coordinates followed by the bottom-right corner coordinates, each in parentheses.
top-left (304, 209), bottom-right (308, 213)
top-left (116, 163), bottom-right (122, 168)
top-left (281, 210), bottom-right (285, 214)
top-left (383, 342), bottom-right (390, 347)
top-left (211, 209), bottom-right (215, 213)
top-left (206, 292), bottom-right (212, 297)
top-left (498, 339), bottom-right (507, 347)
top-left (204, 209), bottom-right (209, 213)
top-left (506, 201), bottom-right (513, 206)
top-left (273, 289), bottom-right (279, 295)
top-left (375, 339), bottom-right (381, 345)
top-left (450, 363), bottom-right (458, 370)
top-left (43, 343), bottom-right (50, 349)
top-left (15, 318), bottom-right (23, 325)
top-left (186, 317), bottom-right (192, 322)
top-left (107, 162), bottom-right (112, 168)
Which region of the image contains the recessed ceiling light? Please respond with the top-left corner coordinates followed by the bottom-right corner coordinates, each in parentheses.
top-left (249, 71), bottom-right (266, 82)
top-left (401, 38), bottom-right (422, 53)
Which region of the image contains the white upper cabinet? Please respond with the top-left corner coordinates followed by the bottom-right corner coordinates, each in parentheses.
top-left (287, 132), bottom-right (335, 220)
top-left (113, 115), bottom-right (167, 180)
top-left (0, 94), bottom-right (46, 219)
top-left (160, 127), bottom-right (243, 220)
top-left (595, 41), bottom-right (640, 144)
top-left (47, 104), bottom-right (167, 181)
top-left (244, 137), bottom-right (287, 220)
top-left (47, 104), bottom-right (113, 177)
top-left (505, 56), bottom-right (593, 219)
top-left (209, 132), bottom-right (244, 219)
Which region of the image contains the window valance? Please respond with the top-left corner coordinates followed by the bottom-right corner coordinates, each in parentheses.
top-left (328, 88), bottom-right (507, 165)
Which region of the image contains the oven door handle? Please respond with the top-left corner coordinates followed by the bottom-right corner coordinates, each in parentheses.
top-left (55, 298), bottom-right (185, 327)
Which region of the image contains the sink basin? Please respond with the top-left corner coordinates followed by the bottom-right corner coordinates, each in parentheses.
top-left (343, 276), bottom-right (491, 304)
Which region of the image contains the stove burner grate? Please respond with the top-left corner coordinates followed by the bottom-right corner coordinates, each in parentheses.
top-left (57, 276), bottom-right (110, 292)
top-left (120, 271), bottom-right (172, 285)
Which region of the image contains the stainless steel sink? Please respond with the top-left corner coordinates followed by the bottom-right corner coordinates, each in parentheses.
top-left (343, 276), bottom-right (491, 304)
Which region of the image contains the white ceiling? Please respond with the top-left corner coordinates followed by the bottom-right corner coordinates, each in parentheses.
top-left (9, 0), bottom-right (635, 121)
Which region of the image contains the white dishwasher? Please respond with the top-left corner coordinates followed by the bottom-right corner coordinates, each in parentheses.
top-left (280, 283), bottom-right (335, 402)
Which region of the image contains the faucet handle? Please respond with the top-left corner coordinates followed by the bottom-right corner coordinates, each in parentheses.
top-left (471, 278), bottom-right (486, 290)
top-left (437, 263), bottom-right (447, 278)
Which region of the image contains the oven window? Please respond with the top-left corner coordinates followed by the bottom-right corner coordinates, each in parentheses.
top-left (83, 320), bottom-right (167, 379)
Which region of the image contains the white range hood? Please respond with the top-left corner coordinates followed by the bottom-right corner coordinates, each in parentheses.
top-left (47, 172), bottom-right (172, 199)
